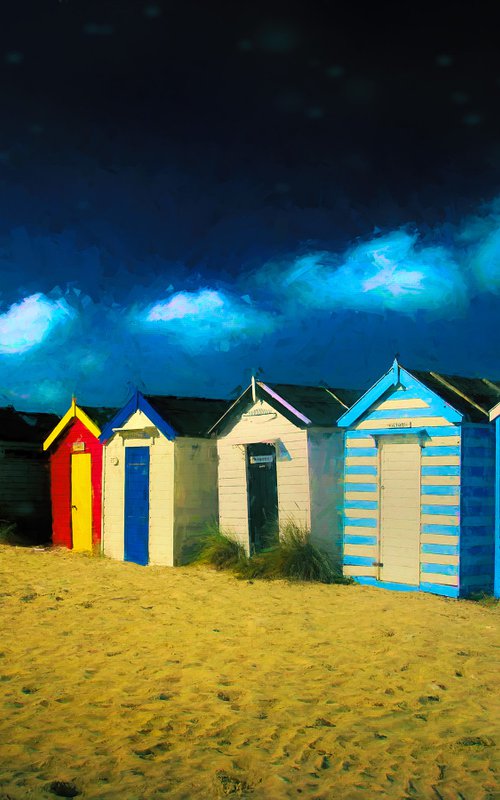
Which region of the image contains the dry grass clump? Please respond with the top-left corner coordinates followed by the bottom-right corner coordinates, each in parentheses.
top-left (197, 520), bottom-right (350, 585)
top-left (195, 524), bottom-right (247, 570)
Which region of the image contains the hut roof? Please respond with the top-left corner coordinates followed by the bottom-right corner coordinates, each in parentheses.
top-left (0, 406), bottom-right (60, 444)
top-left (209, 380), bottom-right (363, 434)
top-left (144, 395), bottom-right (231, 437)
top-left (409, 370), bottom-right (500, 422)
top-left (79, 406), bottom-right (120, 429)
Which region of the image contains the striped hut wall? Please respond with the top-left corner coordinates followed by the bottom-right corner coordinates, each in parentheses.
top-left (419, 423), bottom-right (461, 596)
top-left (459, 423), bottom-right (495, 596)
top-left (343, 428), bottom-right (379, 577)
top-left (343, 381), bottom-right (462, 595)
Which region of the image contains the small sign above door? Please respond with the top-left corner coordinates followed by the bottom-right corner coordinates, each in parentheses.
top-left (250, 455), bottom-right (275, 464)
top-left (72, 442), bottom-right (86, 452)
top-left (388, 421), bottom-right (412, 428)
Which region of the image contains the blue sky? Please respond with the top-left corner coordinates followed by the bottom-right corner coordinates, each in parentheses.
top-left (0, 1), bottom-right (499, 411)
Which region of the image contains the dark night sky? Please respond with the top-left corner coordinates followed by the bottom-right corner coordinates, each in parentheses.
top-left (1, 0), bottom-right (500, 411)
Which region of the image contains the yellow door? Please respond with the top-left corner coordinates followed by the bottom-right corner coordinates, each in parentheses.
top-left (379, 442), bottom-right (421, 585)
top-left (71, 453), bottom-right (93, 551)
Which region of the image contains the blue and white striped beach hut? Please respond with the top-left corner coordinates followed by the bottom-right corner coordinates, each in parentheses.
top-left (337, 360), bottom-right (500, 598)
top-left (489, 399), bottom-right (500, 598)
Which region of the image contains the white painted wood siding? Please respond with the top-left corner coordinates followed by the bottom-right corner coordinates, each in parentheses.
top-left (307, 428), bottom-right (344, 564)
top-left (173, 437), bottom-right (219, 564)
top-left (216, 399), bottom-right (310, 552)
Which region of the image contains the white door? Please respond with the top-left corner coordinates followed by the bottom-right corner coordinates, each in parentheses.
top-left (379, 441), bottom-right (421, 585)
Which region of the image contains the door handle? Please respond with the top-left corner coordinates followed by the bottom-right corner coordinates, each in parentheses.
top-left (71, 505), bottom-right (77, 510)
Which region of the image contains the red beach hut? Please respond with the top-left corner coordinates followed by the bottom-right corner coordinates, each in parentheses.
top-left (42, 398), bottom-right (116, 551)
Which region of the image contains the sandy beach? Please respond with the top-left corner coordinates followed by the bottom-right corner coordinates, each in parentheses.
top-left (0, 545), bottom-right (498, 800)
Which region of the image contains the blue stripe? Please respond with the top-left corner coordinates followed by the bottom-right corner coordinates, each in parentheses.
top-left (419, 582), bottom-right (460, 598)
top-left (352, 577), bottom-right (418, 592)
top-left (461, 545), bottom-right (493, 557)
top-left (351, 576), bottom-right (459, 597)
top-left (345, 500), bottom-right (378, 510)
top-left (421, 485), bottom-right (459, 496)
top-left (421, 543), bottom-right (459, 555)
top-left (462, 486), bottom-right (493, 498)
top-left (461, 526), bottom-right (490, 537)
top-left (466, 446), bottom-right (491, 458)
top-left (345, 482), bottom-right (377, 492)
top-left (421, 562), bottom-right (458, 576)
top-left (361, 406), bottom-right (456, 421)
top-left (421, 465), bottom-right (460, 476)
top-left (345, 465), bottom-right (377, 475)
top-left (422, 524), bottom-right (460, 536)
top-left (345, 425), bottom-right (460, 444)
top-left (343, 517), bottom-right (377, 528)
top-left (422, 504), bottom-right (459, 516)
top-left (423, 446), bottom-right (460, 457)
top-left (461, 564), bottom-right (495, 578)
top-left (462, 505), bottom-right (493, 518)
top-left (344, 534), bottom-right (378, 545)
top-left (346, 447), bottom-right (378, 458)
top-left (462, 465), bottom-right (486, 477)
top-left (343, 555), bottom-right (375, 566)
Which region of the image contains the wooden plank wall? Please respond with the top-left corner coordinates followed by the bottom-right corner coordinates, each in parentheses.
top-left (173, 437), bottom-right (219, 565)
top-left (459, 423), bottom-right (495, 595)
top-left (0, 443), bottom-right (51, 540)
top-left (307, 428), bottom-right (344, 564)
top-left (217, 399), bottom-right (310, 552)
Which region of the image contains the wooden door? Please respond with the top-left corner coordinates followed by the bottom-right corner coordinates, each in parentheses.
top-left (379, 441), bottom-right (421, 585)
top-left (246, 443), bottom-right (278, 553)
top-left (124, 446), bottom-right (150, 566)
top-left (71, 453), bottom-right (92, 551)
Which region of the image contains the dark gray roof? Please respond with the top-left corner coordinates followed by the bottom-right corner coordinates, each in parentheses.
top-left (264, 382), bottom-right (363, 426)
top-left (80, 406), bottom-right (120, 429)
top-left (0, 406), bottom-right (60, 444)
top-left (210, 381), bottom-right (363, 433)
top-left (145, 395), bottom-right (231, 437)
top-left (408, 369), bottom-right (500, 422)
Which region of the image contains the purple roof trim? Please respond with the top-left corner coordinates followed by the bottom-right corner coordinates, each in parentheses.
top-left (258, 381), bottom-right (312, 425)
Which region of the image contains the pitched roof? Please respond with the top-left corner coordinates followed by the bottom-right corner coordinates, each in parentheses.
top-left (79, 406), bottom-right (120, 429)
top-left (209, 380), bottom-right (363, 433)
top-left (409, 370), bottom-right (500, 422)
top-left (0, 406), bottom-right (60, 444)
top-left (144, 395), bottom-right (231, 437)
top-left (338, 359), bottom-right (500, 427)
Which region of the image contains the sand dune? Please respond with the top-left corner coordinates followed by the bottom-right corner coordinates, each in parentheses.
top-left (0, 545), bottom-right (498, 799)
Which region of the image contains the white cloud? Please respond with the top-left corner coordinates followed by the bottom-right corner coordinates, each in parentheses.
top-left (264, 231), bottom-right (468, 315)
top-left (140, 288), bottom-right (276, 352)
top-left (0, 293), bottom-right (75, 355)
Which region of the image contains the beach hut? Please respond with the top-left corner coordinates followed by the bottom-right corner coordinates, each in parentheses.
top-left (489, 400), bottom-right (500, 598)
top-left (208, 379), bottom-right (362, 561)
top-left (99, 391), bottom-right (229, 566)
top-left (0, 405), bottom-right (59, 542)
top-left (42, 399), bottom-right (117, 552)
top-left (337, 359), bottom-right (500, 598)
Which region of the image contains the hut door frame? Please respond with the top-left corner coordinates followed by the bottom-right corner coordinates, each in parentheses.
top-left (124, 445), bottom-right (150, 566)
top-left (376, 435), bottom-right (422, 585)
top-left (70, 452), bottom-right (93, 551)
top-left (246, 442), bottom-right (279, 554)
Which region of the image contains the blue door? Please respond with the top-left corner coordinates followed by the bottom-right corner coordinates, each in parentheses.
top-left (124, 446), bottom-right (150, 566)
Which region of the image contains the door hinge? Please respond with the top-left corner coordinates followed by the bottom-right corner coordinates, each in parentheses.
top-left (372, 561), bottom-right (383, 567)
